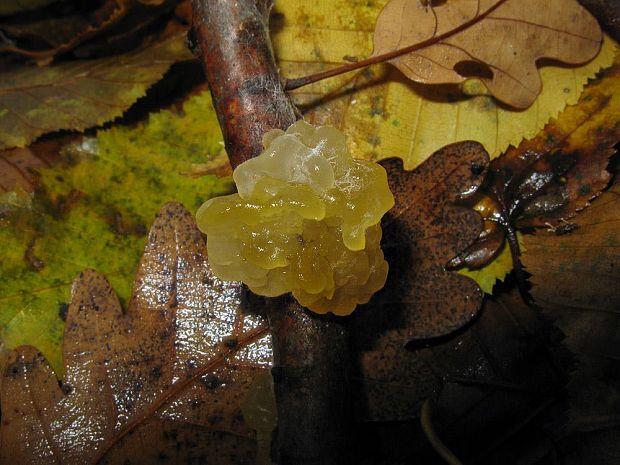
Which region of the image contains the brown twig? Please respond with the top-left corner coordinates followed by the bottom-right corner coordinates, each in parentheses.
top-left (191, 1), bottom-right (353, 464)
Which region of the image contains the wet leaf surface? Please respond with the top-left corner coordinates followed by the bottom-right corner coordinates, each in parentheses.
top-left (449, 55), bottom-right (620, 291)
top-left (272, 1), bottom-right (616, 168)
top-left (0, 203), bottom-right (274, 465)
top-left (0, 91), bottom-right (232, 375)
top-left (0, 32), bottom-right (192, 150)
top-left (373, 0), bottom-right (602, 109)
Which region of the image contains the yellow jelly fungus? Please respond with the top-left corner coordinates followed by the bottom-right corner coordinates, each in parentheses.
top-left (196, 120), bottom-right (395, 315)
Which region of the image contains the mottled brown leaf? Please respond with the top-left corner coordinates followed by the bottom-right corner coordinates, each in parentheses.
top-left (375, 141), bottom-right (488, 339)
top-left (350, 141), bottom-right (488, 421)
top-left (373, 0), bottom-right (602, 108)
top-left (0, 32), bottom-right (192, 150)
top-left (0, 203), bottom-right (273, 464)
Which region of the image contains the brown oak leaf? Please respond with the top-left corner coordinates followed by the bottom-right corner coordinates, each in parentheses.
top-left (0, 203), bottom-right (274, 464)
top-left (373, 0), bottom-right (602, 108)
top-left (351, 141), bottom-right (489, 422)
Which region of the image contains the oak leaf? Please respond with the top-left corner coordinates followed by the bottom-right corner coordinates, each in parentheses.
top-left (351, 141), bottom-right (488, 365)
top-left (373, 0), bottom-right (602, 109)
top-left (0, 32), bottom-right (192, 150)
top-left (0, 91), bottom-right (232, 375)
top-left (0, 203), bottom-right (274, 464)
top-left (272, 1), bottom-right (616, 168)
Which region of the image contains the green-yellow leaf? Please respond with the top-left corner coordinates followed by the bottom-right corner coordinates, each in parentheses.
top-left (272, 1), bottom-right (617, 168)
top-left (0, 91), bottom-right (234, 375)
top-left (0, 33), bottom-right (192, 150)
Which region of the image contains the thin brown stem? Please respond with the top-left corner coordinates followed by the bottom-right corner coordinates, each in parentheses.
top-left (284, 0), bottom-right (508, 91)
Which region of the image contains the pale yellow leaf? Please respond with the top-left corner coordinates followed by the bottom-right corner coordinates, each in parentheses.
top-left (272, 1), bottom-right (617, 169)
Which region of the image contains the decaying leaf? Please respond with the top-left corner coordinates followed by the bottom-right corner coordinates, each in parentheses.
top-left (0, 140), bottom-right (62, 195)
top-left (0, 0), bottom-right (177, 61)
top-left (448, 55), bottom-right (620, 292)
top-left (352, 141), bottom-right (488, 349)
top-left (522, 181), bottom-right (620, 315)
top-left (522, 180), bottom-right (620, 452)
top-left (273, 1), bottom-right (616, 168)
top-left (0, 0), bottom-right (58, 16)
top-left (0, 203), bottom-right (274, 464)
top-left (373, 0), bottom-right (602, 109)
top-left (0, 91), bottom-right (232, 375)
top-left (352, 288), bottom-right (568, 464)
top-left (0, 32), bottom-right (192, 150)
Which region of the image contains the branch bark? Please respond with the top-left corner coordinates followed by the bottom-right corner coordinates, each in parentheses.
top-left (191, 1), bottom-right (352, 464)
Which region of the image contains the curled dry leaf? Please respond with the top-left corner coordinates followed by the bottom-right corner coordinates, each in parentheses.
top-left (373, 0), bottom-right (603, 108)
top-left (0, 32), bottom-right (192, 150)
top-left (448, 56), bottom-right (620, 290)
top-left (0, 203), bottom-right (274, 464)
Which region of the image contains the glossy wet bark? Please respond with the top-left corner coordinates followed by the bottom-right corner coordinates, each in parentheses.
top-left (191, 1), bottom-right (352, 463)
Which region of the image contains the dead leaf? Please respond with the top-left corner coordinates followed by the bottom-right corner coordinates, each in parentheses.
top-left (521, 180), bottom-right (620, 455)
top-left (352, 288), bottom-right (568, 463)
top-left (0, 203), bottom-right (274, 464)
top-left (522, 180), bottom-right (620, 316)
top-left (0, 138), bottom-right (68, 195)
top-left (370, 140), bottom-right (488, 340)
top-left (448, 56), bottom-right (620, 291)
top-left (273, 1), bottom-right (615, 169)
top-left (373, 0), bottom-right (602, 108)
top-left (0, 32), bottom-right (192, 150)
top-left (0, 0), bottom-right (58, 16)
top-left (0, 0), bottom-right (177, 61)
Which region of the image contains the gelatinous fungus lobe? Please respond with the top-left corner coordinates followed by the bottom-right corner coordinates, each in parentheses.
top-left (196, 121), bottom-right (395, 315)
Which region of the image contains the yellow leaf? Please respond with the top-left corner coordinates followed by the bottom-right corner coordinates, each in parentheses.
top-left (272, 1), bottom-right (617, 169)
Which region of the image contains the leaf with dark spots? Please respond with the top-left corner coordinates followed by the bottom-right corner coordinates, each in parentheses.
top-left (367, 140), bottom-right (488, 341)
top-left (0, 203), bottom-right (274, 465)
top-left (350, 141), bottom-right (488, 422)
top-left (450, 57), bottom-right (620, 293)
top-left (352, 289), bottom-right (568, 464)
